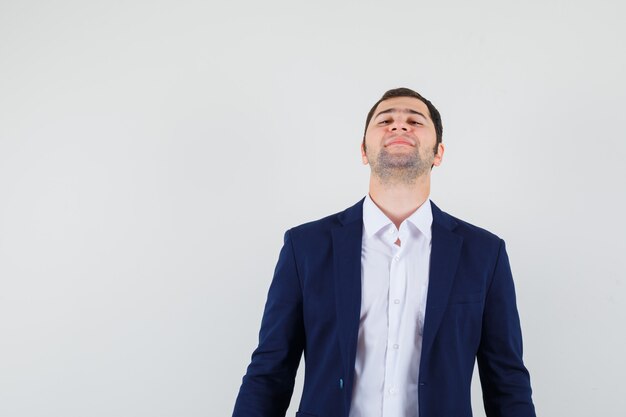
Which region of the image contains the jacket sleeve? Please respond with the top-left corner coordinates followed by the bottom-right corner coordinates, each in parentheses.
top-left (477, 239), bottom-right (537, 417)
top-left (232, 229), bottom-right (305, 417)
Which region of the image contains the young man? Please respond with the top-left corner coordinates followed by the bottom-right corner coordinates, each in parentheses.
top-left (233, 88), bottom-right (536, 417)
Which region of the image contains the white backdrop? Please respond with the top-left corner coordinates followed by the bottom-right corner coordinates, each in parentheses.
top-left (1, 0), bottom-right (625, 416)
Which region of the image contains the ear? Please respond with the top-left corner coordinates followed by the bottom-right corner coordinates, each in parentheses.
top-left (361, 142), bottom-right (369, 165)
top-left (433, 143), bottom-right (444, 167)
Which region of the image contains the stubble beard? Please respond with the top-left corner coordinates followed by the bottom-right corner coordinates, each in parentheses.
top-left (368, 145), bottom-right (433, 186)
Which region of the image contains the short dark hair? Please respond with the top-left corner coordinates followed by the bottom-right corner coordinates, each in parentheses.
top-left (363, 87), bottom-right (443, 152)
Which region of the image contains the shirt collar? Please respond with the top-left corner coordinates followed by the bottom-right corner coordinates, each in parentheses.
top-left (362, 194), bottom-right (433, 240)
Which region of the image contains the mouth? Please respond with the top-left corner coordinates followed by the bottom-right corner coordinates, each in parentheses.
top-left (385, 138), bottom-right (415, 147)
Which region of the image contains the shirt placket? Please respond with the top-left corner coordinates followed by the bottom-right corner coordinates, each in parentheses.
top-left (382, 225), bottom-right (406, 416)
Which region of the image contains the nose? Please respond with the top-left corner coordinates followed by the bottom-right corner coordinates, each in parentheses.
top-left (390, 119), bottom-right (409, 132)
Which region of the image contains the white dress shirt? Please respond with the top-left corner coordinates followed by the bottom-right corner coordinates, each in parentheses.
top-left (349, 194), bottom-right (433, 417)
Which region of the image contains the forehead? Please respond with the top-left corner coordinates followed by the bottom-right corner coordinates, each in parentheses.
top-left (374, 96), bottom-right (431, 119)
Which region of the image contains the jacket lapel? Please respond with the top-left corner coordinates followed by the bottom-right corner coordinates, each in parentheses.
top-left (421, 202), bottom-right (463, 357)
top-left (331, 199), bottom-right (364, 388)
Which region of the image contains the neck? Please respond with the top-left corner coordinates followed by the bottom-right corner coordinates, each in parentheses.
top-left (368, 172), bottom-right (431, 229)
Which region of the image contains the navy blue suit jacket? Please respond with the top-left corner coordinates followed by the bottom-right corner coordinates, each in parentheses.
top-left (233, 199), bottom-right (535, 417)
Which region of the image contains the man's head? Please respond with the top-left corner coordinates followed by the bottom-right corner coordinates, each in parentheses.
top-left (362, 87), bottom-right (443, 153)
top-left (361, 88), bottom-right (444, 184)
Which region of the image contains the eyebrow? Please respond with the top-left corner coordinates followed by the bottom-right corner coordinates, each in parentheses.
top-left (374, 108), bottom-right (428, 120)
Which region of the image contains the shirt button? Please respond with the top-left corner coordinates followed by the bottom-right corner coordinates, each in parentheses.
top-left (393, 344), bottom-right (399, 349)
top-left (394, 299), bottom-right (400, 304)
top-left (389, 387), bottom-right (397, 395)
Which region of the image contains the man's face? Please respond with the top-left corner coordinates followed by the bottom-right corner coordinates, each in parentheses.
top-left (361, 96), bottom-right (444, 183)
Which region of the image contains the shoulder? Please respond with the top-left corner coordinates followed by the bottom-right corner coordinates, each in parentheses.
top-left (432, 201), bottom-right (505, 252)
top-left (280, 198), bottom-right (364, 250)
top-left (295, 198), bottom-right (364, 232)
